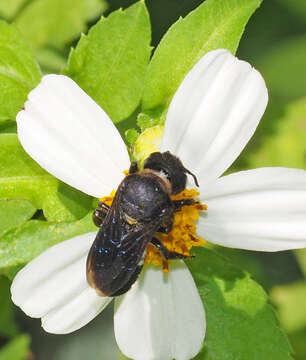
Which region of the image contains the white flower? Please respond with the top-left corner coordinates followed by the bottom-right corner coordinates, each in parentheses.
top-left (11, 49), bottom-right (306, 360)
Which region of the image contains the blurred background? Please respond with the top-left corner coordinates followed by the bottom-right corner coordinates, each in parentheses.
top-left (0, 0), bottom-right (306, 359)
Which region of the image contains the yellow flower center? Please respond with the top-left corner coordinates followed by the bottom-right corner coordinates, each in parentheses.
top-left (99, 188), bottom-right (206, 274)
top-left (145, 189), bottom-right (206, 273)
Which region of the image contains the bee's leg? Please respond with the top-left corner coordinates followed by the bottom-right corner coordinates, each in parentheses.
top-left (92, 202), bottom-right (110, 227)
top-left (157, 221), bottom-right (173, 234)
top-left (173, 198), bottom-right (196, 212)
top-left (150, 237), bottom-right (193, 260)
top-left (129, 161), bottom-right (139, 174)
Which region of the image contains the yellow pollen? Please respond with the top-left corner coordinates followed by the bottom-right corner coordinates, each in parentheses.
top-left (145, 189), bottom-right (207, 273)
top-left (99, 188), bottom-right (207, 273)
top-left (99, 190), bottom-right (116, 207)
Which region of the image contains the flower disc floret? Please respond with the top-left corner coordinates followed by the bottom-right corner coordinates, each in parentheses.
top-left (100, 188), bottom-right (207, 273)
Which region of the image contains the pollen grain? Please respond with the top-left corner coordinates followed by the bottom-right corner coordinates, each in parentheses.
top-left (99, 190), bottom-right (116, 207)
top-left (144, 189), bottom-right (207, 273)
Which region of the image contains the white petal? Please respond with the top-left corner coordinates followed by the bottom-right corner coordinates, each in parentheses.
top-left (198, 167), bottom-right (306, 251)
top-left (17, 75), bottom-right (130, 198)
top-left (42, 286), bottom-right (111, 334)
top-left (161, 49), bottom-right (268, 187)
top-left (11, 232), bottom-right (112, 334)
top-left (114, 262), bottom-right (205, 360)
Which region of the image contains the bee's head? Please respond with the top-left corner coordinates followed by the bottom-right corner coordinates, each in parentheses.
top-left (143, 151), bottom-right (199, 194)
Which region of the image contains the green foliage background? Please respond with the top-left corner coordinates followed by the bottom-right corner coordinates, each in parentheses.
top-left (0, 0), bottom-right (305, 359)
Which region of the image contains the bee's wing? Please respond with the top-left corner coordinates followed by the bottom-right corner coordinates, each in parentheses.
top-left (86, 193), bottom-right (164, 297)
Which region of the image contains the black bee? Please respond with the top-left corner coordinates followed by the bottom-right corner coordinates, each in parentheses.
top-left (86, 151), bottom-right (199, 297)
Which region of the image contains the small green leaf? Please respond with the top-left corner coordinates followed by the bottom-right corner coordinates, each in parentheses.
top-left (271, 281), bottom-right (306, 334)
top-left (65, 1), bottom-right (152, 123)
top-left (14, 0), bottom-right (107, 51)
top-left (125, 128), bottom-right (139, 145)
top-left (249, 98), bottom-right (306, 169)
top-left (187, 247), bottom-right (293, 360)
top-left (137, 113), bottom-right (160, 132)
top-left (0, 335), bottom-right (30, 360)
top-left (0, 199), bottom-right (36, 237)
top-left (0, 213), bottom-right (95, 279)
top-left (0, 134), bottom-right (92, 222)
top-left (0, 21), bottom-right (41, 121)
top-left (142, 0), bottom-right (262, 115)
top-left (0, 276), bottom-right (19, 337)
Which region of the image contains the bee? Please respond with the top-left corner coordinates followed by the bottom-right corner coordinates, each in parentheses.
top-left (86, 151), bottom-right (199, 297)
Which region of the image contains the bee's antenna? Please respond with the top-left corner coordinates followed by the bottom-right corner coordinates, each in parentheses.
top-left (184, 168), bottom-right (199, 187)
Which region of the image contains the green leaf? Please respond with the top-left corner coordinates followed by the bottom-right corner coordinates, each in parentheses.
top-left (0, 276), bottom-right (19, 337)
top-left (0, 335), bottom-right (30, 360)
top-left (0, 121), bottom-right (17, 133)
top-left (210, 245), bottom-right (265, 287)
top-left (187, 247), bottom-right (293, 360)
top-left (0, 21), bottom-right (41, 121)
top-left (271, 281), bottom-right (306, 334)
top-left (249, 98), bottom-right (306, 169)
top-left (14, 0), bottom-right (107, 51)
top-left (0, 199), bottom-right (36, 236)
top-left (65, 1), bottom-right (151, 123)
top-left (0, 134), bottom-right (93, 222)
top-left (0, 0), bottom-right (27, 20)
top-left (142, 0), bottom-right (262, 115)
top-left (0, 213), bottom-right (95, 279)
